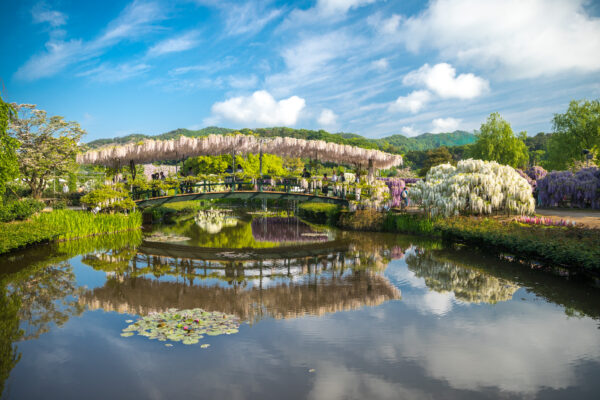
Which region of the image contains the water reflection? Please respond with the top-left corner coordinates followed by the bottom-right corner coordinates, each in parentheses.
top-left (1, 222), bottom-right (600, 399)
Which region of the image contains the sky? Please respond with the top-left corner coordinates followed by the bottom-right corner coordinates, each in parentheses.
top-left (1, 0), bottom-right (600, 142)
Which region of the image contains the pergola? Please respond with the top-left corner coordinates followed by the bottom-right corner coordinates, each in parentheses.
top-left (77, 134), bottom-right (403, 176)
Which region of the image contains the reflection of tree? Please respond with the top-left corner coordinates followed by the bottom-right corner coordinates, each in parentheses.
top-left (251, 217), bottom-right (328, 243)
top-left (7, 262), bottom-right (84, 340)
top-left (0, 285), bottom-right (23, 398)
top-left (405, 250), bottom-right (519, 304)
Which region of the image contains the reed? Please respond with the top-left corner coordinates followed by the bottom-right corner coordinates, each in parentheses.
top-left (34, 210), bottom-right (142, 241)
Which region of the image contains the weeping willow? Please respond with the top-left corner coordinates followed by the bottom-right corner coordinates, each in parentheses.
top-left (77, 134), bottom-right (403, 170)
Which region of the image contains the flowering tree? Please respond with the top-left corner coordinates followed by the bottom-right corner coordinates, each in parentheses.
top-left (9, 104), bottom-right (85, 198)
top-left (537, 167), bottom-right (600, 209)
top-left (410, 159), bottom-right (535, 217)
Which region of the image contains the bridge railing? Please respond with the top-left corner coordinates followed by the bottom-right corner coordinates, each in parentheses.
top-left (131, 178), bottom-right (361, 201)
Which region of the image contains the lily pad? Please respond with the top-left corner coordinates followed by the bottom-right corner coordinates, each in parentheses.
top-left (200, 344), bottom-right (210, 349)
top-left (121, 308), bottom-right (240, 347)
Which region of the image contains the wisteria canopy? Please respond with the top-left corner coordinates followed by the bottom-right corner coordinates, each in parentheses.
top-left (77, 135), bottom-right (403, 170)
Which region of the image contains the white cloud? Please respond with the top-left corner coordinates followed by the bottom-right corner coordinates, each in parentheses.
top-left (227, 75), bottom-right (258, 89)
top-left (401, 126), bottom-right (418, 136)
top-left (403, 63), bottom-right (489, 99)
top-left (401, 0), bottom-right (600, 78)
top-left (316, 0), bottom-right (377, 16)
top-left (148, 31), bottom-right (199, 56)
top-left (371, 58), bottom-right (389, 71)
top-left (16, 0), bottom-right (164, 81)
top-left (77, 62), bottom-right (151, 83)
top-left (225, 3), bottom-right (283, 35)
top-left (431, 117), bottom-right (461, 133)
top-left (210, 90), bottom-right (306, 126)
top-left (318, 109), bottom-right (338, 128)
top-left (380, 14), bottom-right (401, 34)
top-left (32, 3), bottom-right (67, 27)
top-left (389, 90), bottom-right (432, 113)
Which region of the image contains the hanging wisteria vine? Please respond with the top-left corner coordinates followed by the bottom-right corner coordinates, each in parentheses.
top-left (537, 167), bottom-right (600, 209)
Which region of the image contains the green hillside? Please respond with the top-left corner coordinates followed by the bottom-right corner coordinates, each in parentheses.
top-left (85, 126), bottom-right (476, 154)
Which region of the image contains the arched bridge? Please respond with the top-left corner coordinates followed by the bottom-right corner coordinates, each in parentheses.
top-left (133, 180), bottom-right (350, 208)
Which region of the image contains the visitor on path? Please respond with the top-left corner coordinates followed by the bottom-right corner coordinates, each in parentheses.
top-left (302, 168), bottom-right (311, 178)
top-left (323, 173), bottom-right (329, 195)
top-left (62, 183), bottom-right (69, 194)
top-left (401, 187), bottom-right (409, 209)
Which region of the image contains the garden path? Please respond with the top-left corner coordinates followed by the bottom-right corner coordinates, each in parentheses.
top-left (535, 208), bottom-right (600, 228)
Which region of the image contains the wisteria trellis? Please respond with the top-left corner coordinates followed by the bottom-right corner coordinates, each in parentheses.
top-left (77, 135), bottom-right (403, 170)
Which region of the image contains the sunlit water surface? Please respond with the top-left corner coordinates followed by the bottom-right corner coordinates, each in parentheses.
top-left (1, 213), bottom-right (599, 399)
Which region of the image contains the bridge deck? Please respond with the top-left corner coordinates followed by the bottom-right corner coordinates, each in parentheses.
top-left (134, 190), bottom-right (349, 207)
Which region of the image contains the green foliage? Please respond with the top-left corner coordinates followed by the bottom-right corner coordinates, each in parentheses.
top-left (420, 147), bottom-right (454, 176)
top-left (337, 209), bottom-right (385, 231)
top-left (382, 213), bottom-right (438, 236)
top-left (546, 99), bottom-right (600, 170)
top-left (34, 210), bottom-right (142, 241)
top-left (0, 220), bottom-right (63, 254)
top-left (297, 202), bottom-right (341, 225)
top-left (436, 217), bottom-right (600, 270)
top-left (9, 104), bottom-right (86, 198)
top-left (0, 94), bottom-right (19, 200)
top-left (469, 112), bottom-right (529, 168)
top-left (0, 198), bottom-right (45, 222)
top-left (184, 153), bottom-right (287, 177)
top-left (81, 184), bottom-right (135, 211)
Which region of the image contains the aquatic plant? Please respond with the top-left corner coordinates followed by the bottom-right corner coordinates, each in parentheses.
top-left (121, 308), bottom-right (240, 346)
top-left (410, 159), bottom-right (535, 217)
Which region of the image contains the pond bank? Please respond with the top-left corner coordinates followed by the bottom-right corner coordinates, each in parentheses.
top-left (298, 203), bottom-right (600, 272)
top-left (0, 210), bottom-right (142, 255)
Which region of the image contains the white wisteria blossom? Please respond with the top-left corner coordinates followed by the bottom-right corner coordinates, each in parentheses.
top-left (77, 134), bottom-right (403, 170)
top-left (410, 159), bottom-right (535, 217)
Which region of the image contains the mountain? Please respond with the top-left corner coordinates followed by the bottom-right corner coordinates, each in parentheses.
top-left (85, 127), bottom-right (477, 154)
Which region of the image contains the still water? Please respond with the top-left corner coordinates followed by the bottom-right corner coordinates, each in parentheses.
top-left (1, 211), bottom-right (600, 399)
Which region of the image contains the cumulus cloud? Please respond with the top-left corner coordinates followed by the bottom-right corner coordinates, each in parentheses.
top-left (403, 63), bottom-right (489, 99)
top-left (389, 90), bottom-right (432, 113)
top-left (318, 109), bottom-right (338, 128)
top-left (401, 126), bottom-right (418, 136)
top-left (431, 117), bottom-right (461, 133)
top-left (401, 0), bottom-right (600, 78)
top-left (210, 90), bottom-right (306, 126)
top-left (147, 31), bottom-right (199, 56)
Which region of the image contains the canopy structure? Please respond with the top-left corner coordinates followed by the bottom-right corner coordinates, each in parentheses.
top-left (77, 134), bottom-right (403, 170)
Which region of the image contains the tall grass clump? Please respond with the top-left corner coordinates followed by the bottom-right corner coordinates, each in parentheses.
top-left (0, 221), bottom-right (63, 254)
top-left (383, 213), bottom-right (439, 236)
top-left (34, 210), bottom-right (142, 240)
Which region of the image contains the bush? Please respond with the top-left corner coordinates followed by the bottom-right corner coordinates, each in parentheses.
top-left (382, 213), bottom-right (438, 236)
top-left (297, 202), bottom-right (341, 225)
top-left (337, 209), bottom-right (385, 231)
top-left (0, 198), bottom-right (45, 222)
top-left (81, 185), bottom-right (135, 212)
top-left (436, 217), bottom-right (600, 270)
top-left (0, 220), bottom-right (63, 254)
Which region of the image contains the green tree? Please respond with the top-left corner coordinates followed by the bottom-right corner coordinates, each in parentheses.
top-left (546, 99), bottom-right (600, 170)
top-left (420, 147), bottom-right (453, 176)
top-left (9, 104), bottom-right (86, 198)
top-left (0, 94), bottom-right (19, 200)
top-left (469, 112), bottom-right (529, 168)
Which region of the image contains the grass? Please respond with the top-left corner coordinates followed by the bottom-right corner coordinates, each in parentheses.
top-left (383, 213), bottom-right (439, 236)
top-left (0, 210), bottom-right (142, 255)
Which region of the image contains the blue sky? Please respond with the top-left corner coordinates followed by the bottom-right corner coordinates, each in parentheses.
top-left (1, 0), bottom-right (600, 142)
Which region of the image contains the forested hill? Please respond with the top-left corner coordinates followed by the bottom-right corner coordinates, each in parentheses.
top-left (85, 126), bottom-right (476, 154)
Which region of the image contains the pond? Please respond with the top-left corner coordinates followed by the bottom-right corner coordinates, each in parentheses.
top-left (1, 210), bottom-right (600, 399)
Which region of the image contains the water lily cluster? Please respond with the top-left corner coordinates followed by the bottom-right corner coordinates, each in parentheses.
top-left (121, 308), bottom-right (240, 346)
top-left (410, 159), bottom-right (535, 217)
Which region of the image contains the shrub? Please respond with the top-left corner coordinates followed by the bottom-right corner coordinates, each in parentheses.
top-left (410, 159), bottom-right (535, 217)
top-left (0, 220), bottom-right (63, 254)
top-left (0, 198), bottom-right (45, 222)
top-left (337, 209), bottom-right (385, 231)
top-left (297, 202), bottom-right (341, 225)
top-left (81, 184), bottom-right (135, 212)
top-left (537, 167), bottom-right (600, 209)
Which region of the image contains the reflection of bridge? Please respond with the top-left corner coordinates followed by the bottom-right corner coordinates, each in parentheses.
top-left (79, 272), bottom-right (401, 322)
top-left (134, 189), bottom-right (349, 208)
